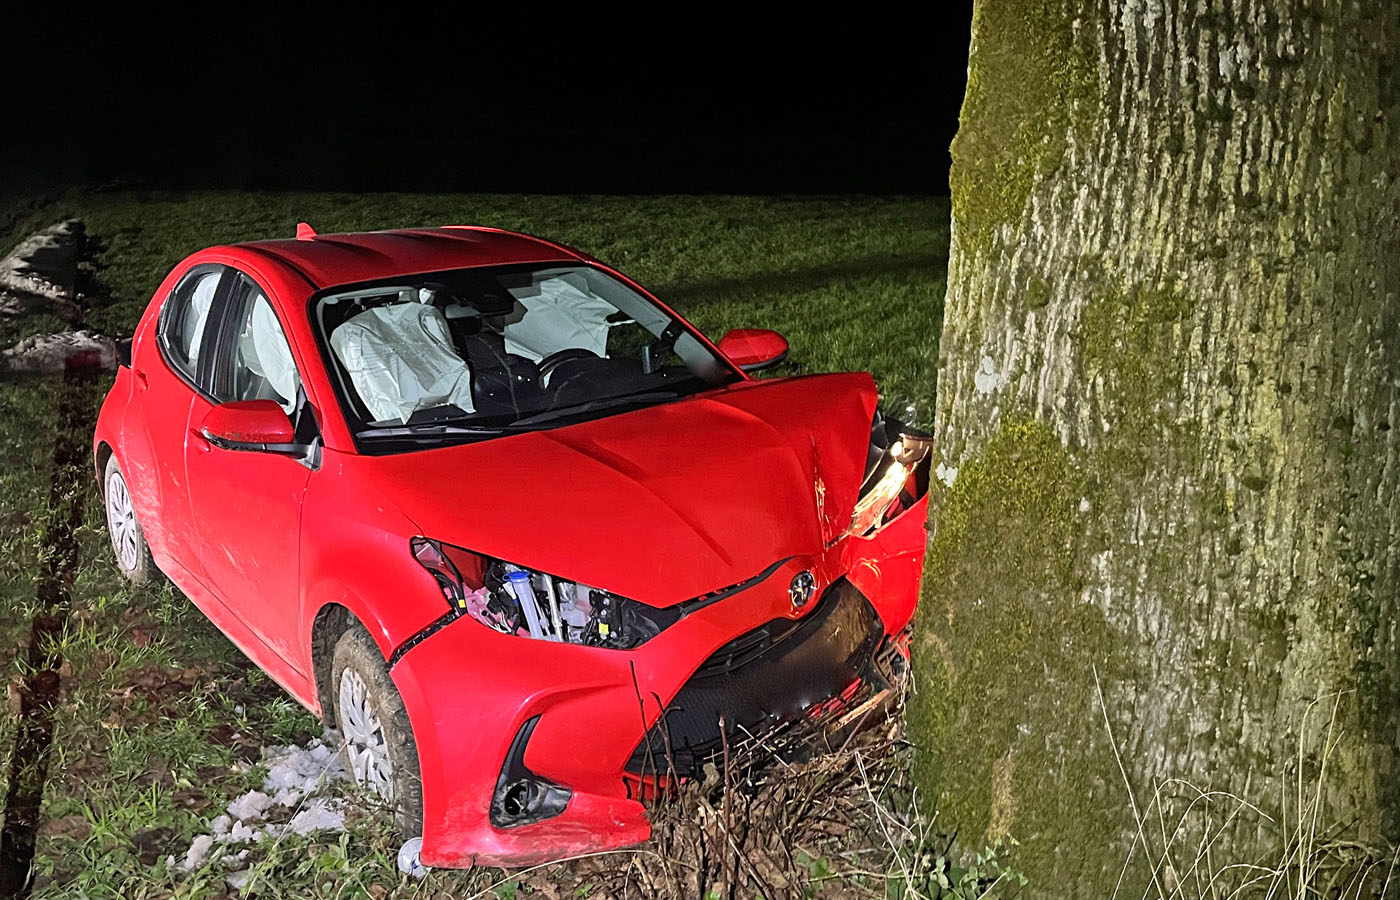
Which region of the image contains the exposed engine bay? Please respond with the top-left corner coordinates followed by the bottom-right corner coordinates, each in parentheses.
top-left (411, 538), bottom-right (678, 649)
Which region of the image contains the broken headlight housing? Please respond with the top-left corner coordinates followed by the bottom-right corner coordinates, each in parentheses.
top-left (410, 537), bottom-right (679, 649)
top-left (847, 409), bottom-right (932, 537)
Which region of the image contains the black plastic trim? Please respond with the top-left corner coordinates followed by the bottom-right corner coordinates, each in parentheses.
top-left (200, 431), bottom-right (307, 455)
top-left (675, 555), bottom-right (798, 618)
top-left (387, 610), bottom-right (460, 669)
top-left (627, 578), bottom-right (885, 778)
top-left (737, 348), bottom-right (789, 372)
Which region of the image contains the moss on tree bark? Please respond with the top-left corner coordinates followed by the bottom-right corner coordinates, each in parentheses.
top-left (911, 1), bottom-right (1399, 895)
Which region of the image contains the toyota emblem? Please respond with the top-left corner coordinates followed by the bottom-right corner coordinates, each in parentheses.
top-left (789, 570), bottom-right (816, 608)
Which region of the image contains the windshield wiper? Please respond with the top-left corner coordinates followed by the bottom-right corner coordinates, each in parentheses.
top-left (359, 423), bottom-right (509, 440)
top-left (508, 390), bottom-right (680, 428)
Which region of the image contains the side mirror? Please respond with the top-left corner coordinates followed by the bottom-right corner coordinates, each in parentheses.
top-left (717, 328), bottom-right (790, 372)
top-left (199, 400), bottom-right (298, 452)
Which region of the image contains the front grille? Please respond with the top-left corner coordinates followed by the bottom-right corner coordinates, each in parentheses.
top-left (690, 616), bottom-right (804, 679)
top-left (627, 578), bottom-right (884, 778)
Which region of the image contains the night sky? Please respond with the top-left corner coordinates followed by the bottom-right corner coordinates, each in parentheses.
top-left (5, 10), bottom-right (973, 198)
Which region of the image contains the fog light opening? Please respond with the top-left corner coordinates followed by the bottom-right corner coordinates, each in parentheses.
top-left (502, 780), bottom-right (534, 818)
top-left (490, 716), bottom-right (573, 828)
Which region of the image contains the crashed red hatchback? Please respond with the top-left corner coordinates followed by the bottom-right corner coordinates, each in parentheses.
top-left (92, 225), bottom-right (930, 869)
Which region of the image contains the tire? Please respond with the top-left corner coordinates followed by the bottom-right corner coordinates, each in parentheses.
top-left (330, 626), bottom-right (424, 838)
top-left (102, 456), bottom-right (161, 584)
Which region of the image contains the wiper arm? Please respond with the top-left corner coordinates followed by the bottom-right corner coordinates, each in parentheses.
top-left (359, 423), bottom-right (508, 440)
top-left (509, 390), bottom-right (679, 427)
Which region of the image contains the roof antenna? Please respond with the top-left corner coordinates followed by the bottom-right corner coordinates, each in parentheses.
top-left (296, 222), bottom-right (318, 241)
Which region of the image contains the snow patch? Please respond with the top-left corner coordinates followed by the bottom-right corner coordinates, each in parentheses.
top-left (262, 737), bottom-right (345, 804)
top-left (287, 798), bottom-right (345, 836)
top-left (183, 834), bottom-right (215, 872)
top-left (2, 330), bottom-right (116, 374)
top-left (226, 790), bottom-right (272, 822)
top-left (174, 732), bottom-right (353, 882)
top-left (0, 220), bottom-right (82, 319)
top-left (935, 462), bottom-right (959, 487)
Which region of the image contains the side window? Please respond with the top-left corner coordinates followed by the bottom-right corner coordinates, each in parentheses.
top-left (212, 275), bottom-right (303, 414)
top-left (159, 267), bottom-right (224, 384)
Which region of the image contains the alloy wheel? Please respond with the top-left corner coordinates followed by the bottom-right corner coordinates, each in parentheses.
top-left (105, 470), bottom-right (140, 571)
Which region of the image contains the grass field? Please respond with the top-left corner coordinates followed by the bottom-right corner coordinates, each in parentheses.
top-left (0, 191), bottom-right (949, 899)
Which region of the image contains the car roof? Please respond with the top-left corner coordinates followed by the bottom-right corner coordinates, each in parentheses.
top-left (232, 226), bottom-right (582, 290)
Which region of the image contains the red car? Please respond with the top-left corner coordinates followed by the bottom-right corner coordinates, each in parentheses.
top-left (92, 225), bottom-right (930, 869)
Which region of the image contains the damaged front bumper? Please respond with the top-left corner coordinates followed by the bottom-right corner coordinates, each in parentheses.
top-left (390, 494), bottom-right (928, 869)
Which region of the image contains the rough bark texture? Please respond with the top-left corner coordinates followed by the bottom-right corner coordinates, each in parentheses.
top-left (911, 1), bottom-right (1399, 896)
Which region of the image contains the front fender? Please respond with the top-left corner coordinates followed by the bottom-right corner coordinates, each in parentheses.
top-left (299, 451), bottom-right (455, 702)
top-left (842, 491), bottom-right (930, 635)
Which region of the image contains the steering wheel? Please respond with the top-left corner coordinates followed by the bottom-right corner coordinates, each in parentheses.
top-left (538, 347), bottom-right (601, 382)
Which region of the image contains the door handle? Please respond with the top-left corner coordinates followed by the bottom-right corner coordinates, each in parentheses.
top-left (133, 367), bottom-right (149, 389)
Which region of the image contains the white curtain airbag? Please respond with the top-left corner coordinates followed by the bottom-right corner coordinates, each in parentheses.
top-left (183, 272), bottom-right (220, 362)
top-left (240, 297), bottom-right (300, 412)
top-left (331, 303), bottom-right (475, 423)
top-left (503, 276), bottom-right (613, 362)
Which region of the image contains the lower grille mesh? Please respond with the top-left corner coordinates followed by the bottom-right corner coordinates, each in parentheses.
top-left (627, 579), bottom-right (885, 778)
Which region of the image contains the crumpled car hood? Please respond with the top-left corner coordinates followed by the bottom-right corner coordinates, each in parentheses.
top-left (361, 372), bottom-right (878, 606)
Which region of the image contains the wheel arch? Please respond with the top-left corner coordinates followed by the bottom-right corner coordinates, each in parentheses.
top-left (310, 601), bottom-right (355, 726)
top-left (95, 440), bottom-right (114, 485)
top-left (305, 586), bottom-right (411, 721)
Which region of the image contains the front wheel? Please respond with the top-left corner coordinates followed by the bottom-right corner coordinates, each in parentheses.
top-left (331, 627), bottom-right (424, 838)
top-left (103, 456), bottom-right (160, 584)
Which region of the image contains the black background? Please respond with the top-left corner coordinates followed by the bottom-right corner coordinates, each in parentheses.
top-left (3, 10), bottom-right (973, 198)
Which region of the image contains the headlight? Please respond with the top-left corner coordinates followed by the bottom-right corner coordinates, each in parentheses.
top-left (847, 410), bottom-right (931, 537)
top-left (409, 537), bottom-right (678, 648)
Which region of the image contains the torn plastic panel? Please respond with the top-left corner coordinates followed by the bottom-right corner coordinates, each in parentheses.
top-left (329, 301), bottom-right (475, 423)
top-left (848, 410), bottom-right (932, 537)
top-left (409, 537), bottom-right (679, 649)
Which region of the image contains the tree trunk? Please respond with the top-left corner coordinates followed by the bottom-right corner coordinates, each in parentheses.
top-left (911, 1), bottom-right (1399, 896)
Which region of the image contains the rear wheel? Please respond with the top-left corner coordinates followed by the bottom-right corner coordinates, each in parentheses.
top-left (103, 456), bottom-right (160, 584)
top-left (330, 627), bottom-right (424, 838)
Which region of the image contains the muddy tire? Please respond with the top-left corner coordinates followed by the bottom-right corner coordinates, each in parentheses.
top-left (330, 626), bottom-right (424, 838)
top-left (103, 456), bottom-right (161, 584)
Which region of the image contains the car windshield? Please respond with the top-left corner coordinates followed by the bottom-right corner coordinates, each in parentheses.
top-left (314, 263), bottom-right (740, 446)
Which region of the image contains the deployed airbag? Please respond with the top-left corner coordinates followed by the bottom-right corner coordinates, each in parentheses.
top-left (239, 297), bottom-right (300, 412)
top-left (331, 303), bottom-right (475, 423)
top-left (503, 276), bottom-right (613, 363)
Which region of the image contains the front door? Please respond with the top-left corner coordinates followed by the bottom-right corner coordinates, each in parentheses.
top-left (185, 270), bottom-right (314, 677)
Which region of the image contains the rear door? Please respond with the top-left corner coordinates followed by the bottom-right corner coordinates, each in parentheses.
top-left (131, 264), bottom-right (230, 580)
top-left (185, 269), bottom-right (316, 677)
